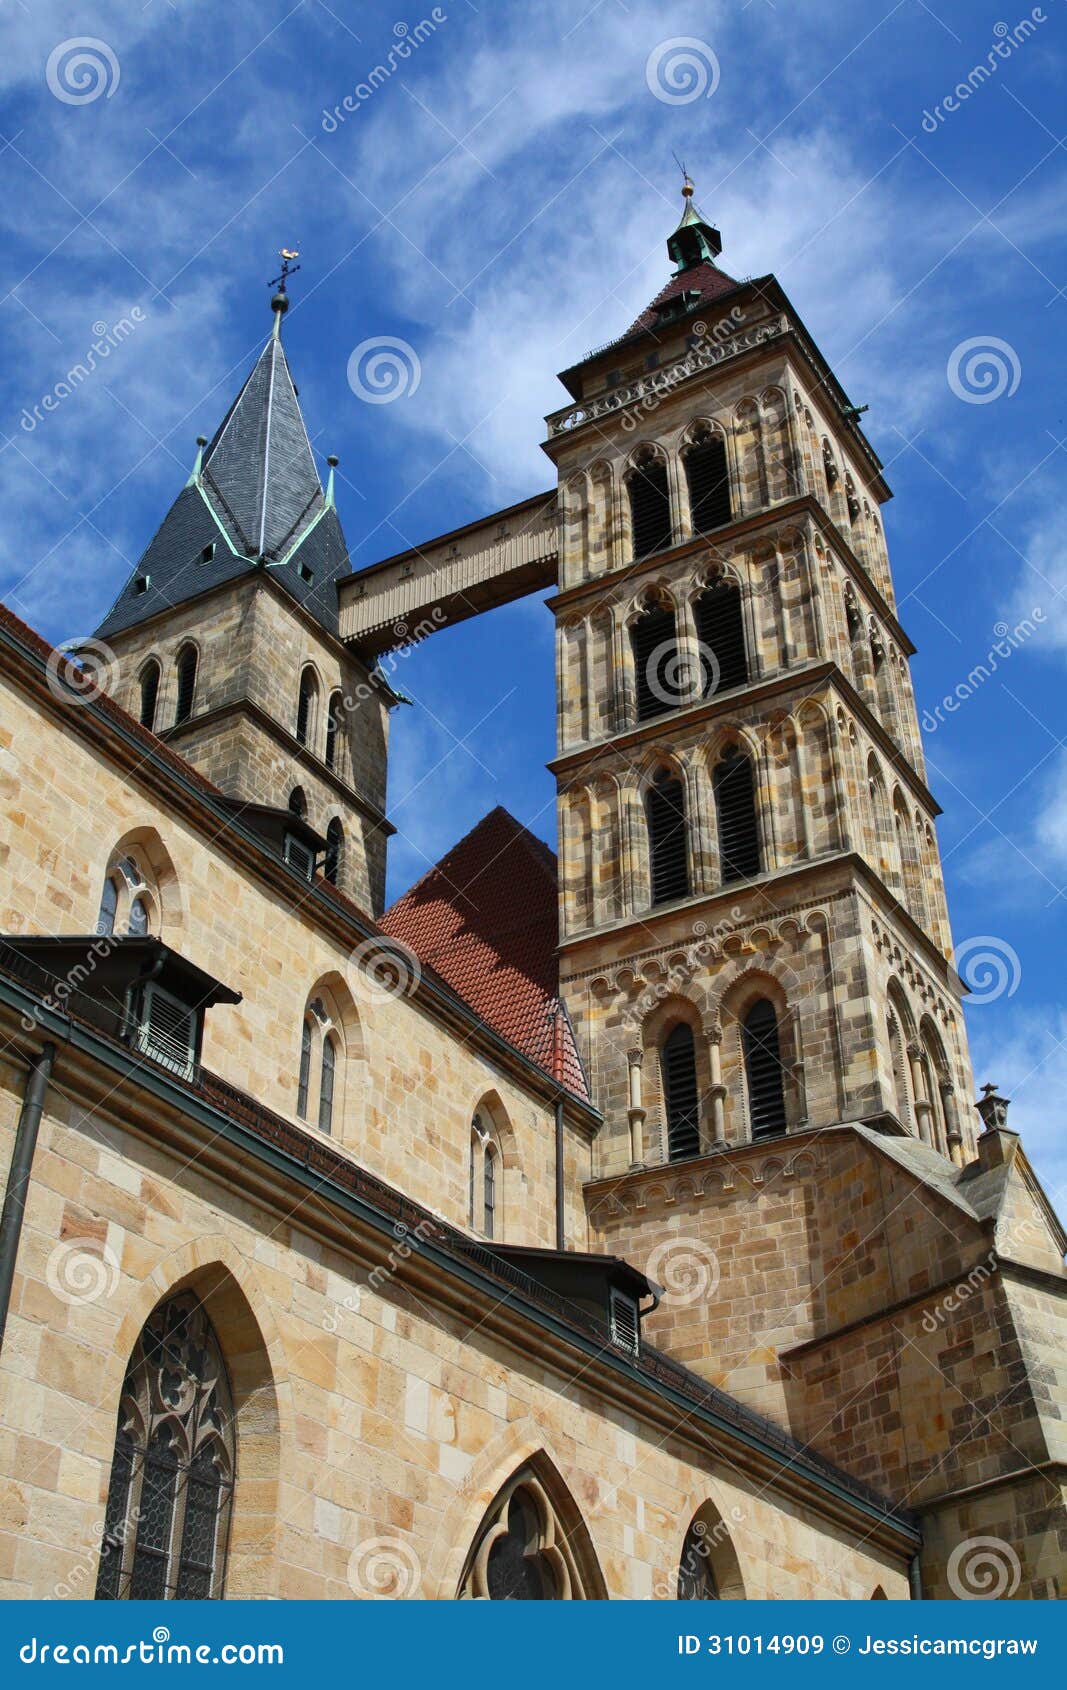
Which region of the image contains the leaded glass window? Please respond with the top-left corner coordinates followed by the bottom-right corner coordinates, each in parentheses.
top-left (95, 1292), bottom-right (234, 1601)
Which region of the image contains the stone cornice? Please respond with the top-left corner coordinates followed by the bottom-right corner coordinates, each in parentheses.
top-left (164, 695), bottom-right (392, 833)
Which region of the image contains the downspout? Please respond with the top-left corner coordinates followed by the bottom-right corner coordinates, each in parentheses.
top-left (0, 1042), bottom-right (56, 1357)
top-left (908, 1549), bottom-right (924, 1601)
top-left (551, 1001), bottom-right (565, 1251)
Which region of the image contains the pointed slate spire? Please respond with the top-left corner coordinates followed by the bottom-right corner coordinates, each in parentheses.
top-left (199, 332), bottom-right (324, 562)
top-left (96, 283), bottom-right (351, 641)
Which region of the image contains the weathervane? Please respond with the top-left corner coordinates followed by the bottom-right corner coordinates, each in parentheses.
top-left (269, 248), bottom-right (301, 293)
top-left (269, 248), bottom-right (301, 330)
top-left (671, 150), bottom-right (694, 198)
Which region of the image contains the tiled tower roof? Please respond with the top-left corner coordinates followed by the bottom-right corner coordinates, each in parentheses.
top-left (380, 807), bottom-right (589, 1099)
top-left (96, 318), bottom-right (350, 639)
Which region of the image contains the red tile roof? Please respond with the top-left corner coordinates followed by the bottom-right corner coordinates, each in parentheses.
top-left (621, 258), bottom-right (740, 342)
top-left (380, 807), bottom-right (589, 1099)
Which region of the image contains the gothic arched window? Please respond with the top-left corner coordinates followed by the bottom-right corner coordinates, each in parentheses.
top-left (742, 998), bottom-right (787, 1138)
top-left (324, 690), bottom-right (343, 771)
top-left (174, 646), bottom-right (197, 725)
top-left (297, 1017), bottom-right (313, 1118)
top-left (295, 667), bottom-right (318, 749)
top-left (127, 895), bottom-right (150, 937)
top-left (458, 1465), bottom-right (602, 1600)
top-left (139, 661), bottom-right (161, 731)
top-left (646, 768), bottom-right (689, 905)
top-left (713, 746), bottom-right (760, 882)
top-left (95, 1291), bottom-right (234, 1601)
top-left (661, 1021), bottom-right (700, 1160)
top-left (483, 1142), bottom-right (497, 1240)
top-left (97, 874), bottom-right (119, 937)
top-left (324, 819), bottom-right (344, 887)
top-left (630, 602), bottom-right (679, 721)
top-left (684, 434), bottom-right (731, 534)
top-left (678, 1519), bottom-right (720, 1598)
top-left (694, 580), bottom-right (747, 696)
top-left (318, 1032), bottom-right (336, 1134)
top-left (627, 455), bottom-right (672, 559)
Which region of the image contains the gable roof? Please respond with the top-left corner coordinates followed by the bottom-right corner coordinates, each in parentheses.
top-left (96, 327), bottom-right (351, 639)
top-left (380, 806), bottom-right (589, 1099)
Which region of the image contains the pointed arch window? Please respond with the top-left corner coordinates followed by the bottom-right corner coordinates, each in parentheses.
top-left (139, 661), bottom-right (161, 731)
top-left (694, 580), bottom-right (747, 695)
top-left (684, 433), bottom-right (732, 533)
top-left (661, 1022), bottom-right (700, 1160)
top-left (646, 768), bottom-right (689, 905)
top-left (318, 1033), bottom-right (336, 1134)
top-left (631, 602), bottom-right (680, 721)
top-left (297, 1018), bottom-right (312, 1118)
top-left (483, 1142), bottom-right (497, 1240)
top-left (295, 668), bottom-right (317, 749)
top-left (324, 691), bottom-right (344, 771)
top-left (174, 646), bottom-right (197, 725)
top-left (95, 1291), bottom-right (234, 1601)
top-left (742, 999), bottom-right (787, 1138)
top-left (459, 1466), bottom-right (601, 1600)
top-left (324, 819), bottom-right (344, 887)
top-left (97, 875), bottom-right (119, 937)
top-left (678, 1520), bottom-right (720, 1599)
top-left (627, 455), bottom-right (672, 559)
top-left (127, 896), bottom-right (149, 937)
top-left (713, 746), bottom-right (760, 882)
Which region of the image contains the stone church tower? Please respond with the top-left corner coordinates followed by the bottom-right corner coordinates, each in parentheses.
top-left (93, 280), bottom-right (395, 915)
top-left (546, 183), bottom-right (969, 1175)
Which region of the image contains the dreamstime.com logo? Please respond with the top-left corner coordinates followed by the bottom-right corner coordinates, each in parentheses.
top-left (349, 936), bottom-right (423, 1004)
top-left (947, 1535), bottom-right (1022, 1600)
top-left (947, 336), bottom-right (1021, 404)
top-left (46, 38), bottom-right (120, 104)
top-left (46, 1238), bottom-right (120, 1307)
top-left (950, 935), bottom-right (1021, 1005)
top-left (347, 336), bottom-right (421, 404)
top-left (645, 1237), bottom-right (721, 1306)
top-left (19, 1628), bottom-right (283, 1666)
top-left (348, 1534), bottom-right (422, 1598)
top-left (645, 38), bottom-right (720, 105)
top-left (45, 638), bottom-right (116, 707)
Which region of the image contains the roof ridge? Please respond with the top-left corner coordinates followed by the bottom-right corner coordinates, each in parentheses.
top-left (384, 805), bottom-right (555, 919)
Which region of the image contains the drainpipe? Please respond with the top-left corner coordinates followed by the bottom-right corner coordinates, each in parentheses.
top-left (908, 1549), bottom-right (923, 1601)
top-left (0, 1042), bottom-right (56, 1357)
top-left (551, 1001), bottom-right (565, 1251)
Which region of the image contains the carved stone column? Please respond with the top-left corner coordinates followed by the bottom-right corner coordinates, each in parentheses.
top-left (626, 1048), bottom-right (646, 1168)
top-left (676, 591), bottom-right (702, 706)
top-left (907, 1042), bottom-right (934, 1145)
top-left (705, 1022), bottom-right (726, 1148)
top-left (938, 1066), bottom-right (964, 1167)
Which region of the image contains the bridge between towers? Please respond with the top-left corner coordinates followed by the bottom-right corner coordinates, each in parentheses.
top-left (338, 490), bottom-right (560, 658)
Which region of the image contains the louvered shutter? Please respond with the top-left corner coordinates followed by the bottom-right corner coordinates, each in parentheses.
top-left (609, 1288), bottom-right (639, 1356)
top-left (661, 1022), bottom-right (700, 1160)
top-left (631, 608), bottom-right (679, 721)
top-left (694, 582), bottom-right (748, 696)
top-left (685, 437), bottom-right (732, 533)
top-left (283, 833), bottom-right (315, 880)
top-left (714, 751), bottom-right (761, 882)
top-left (135, 986), bottom-right (198, 1079)
top-left (742, 999), bottom-right (787, 1137)
top-left (647, 774), bottom-right (689, 905)
top-left (628, 462), bottom-right (672, 558)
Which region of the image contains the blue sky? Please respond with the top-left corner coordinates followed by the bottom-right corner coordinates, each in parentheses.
top-left (1, 0), bottom-right (1064, 1197)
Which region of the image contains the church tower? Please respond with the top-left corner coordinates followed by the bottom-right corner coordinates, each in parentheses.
top-left (544, 183), bottom-right (975, 1179)
top-left (93, 271), bottom-right (395, 914)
